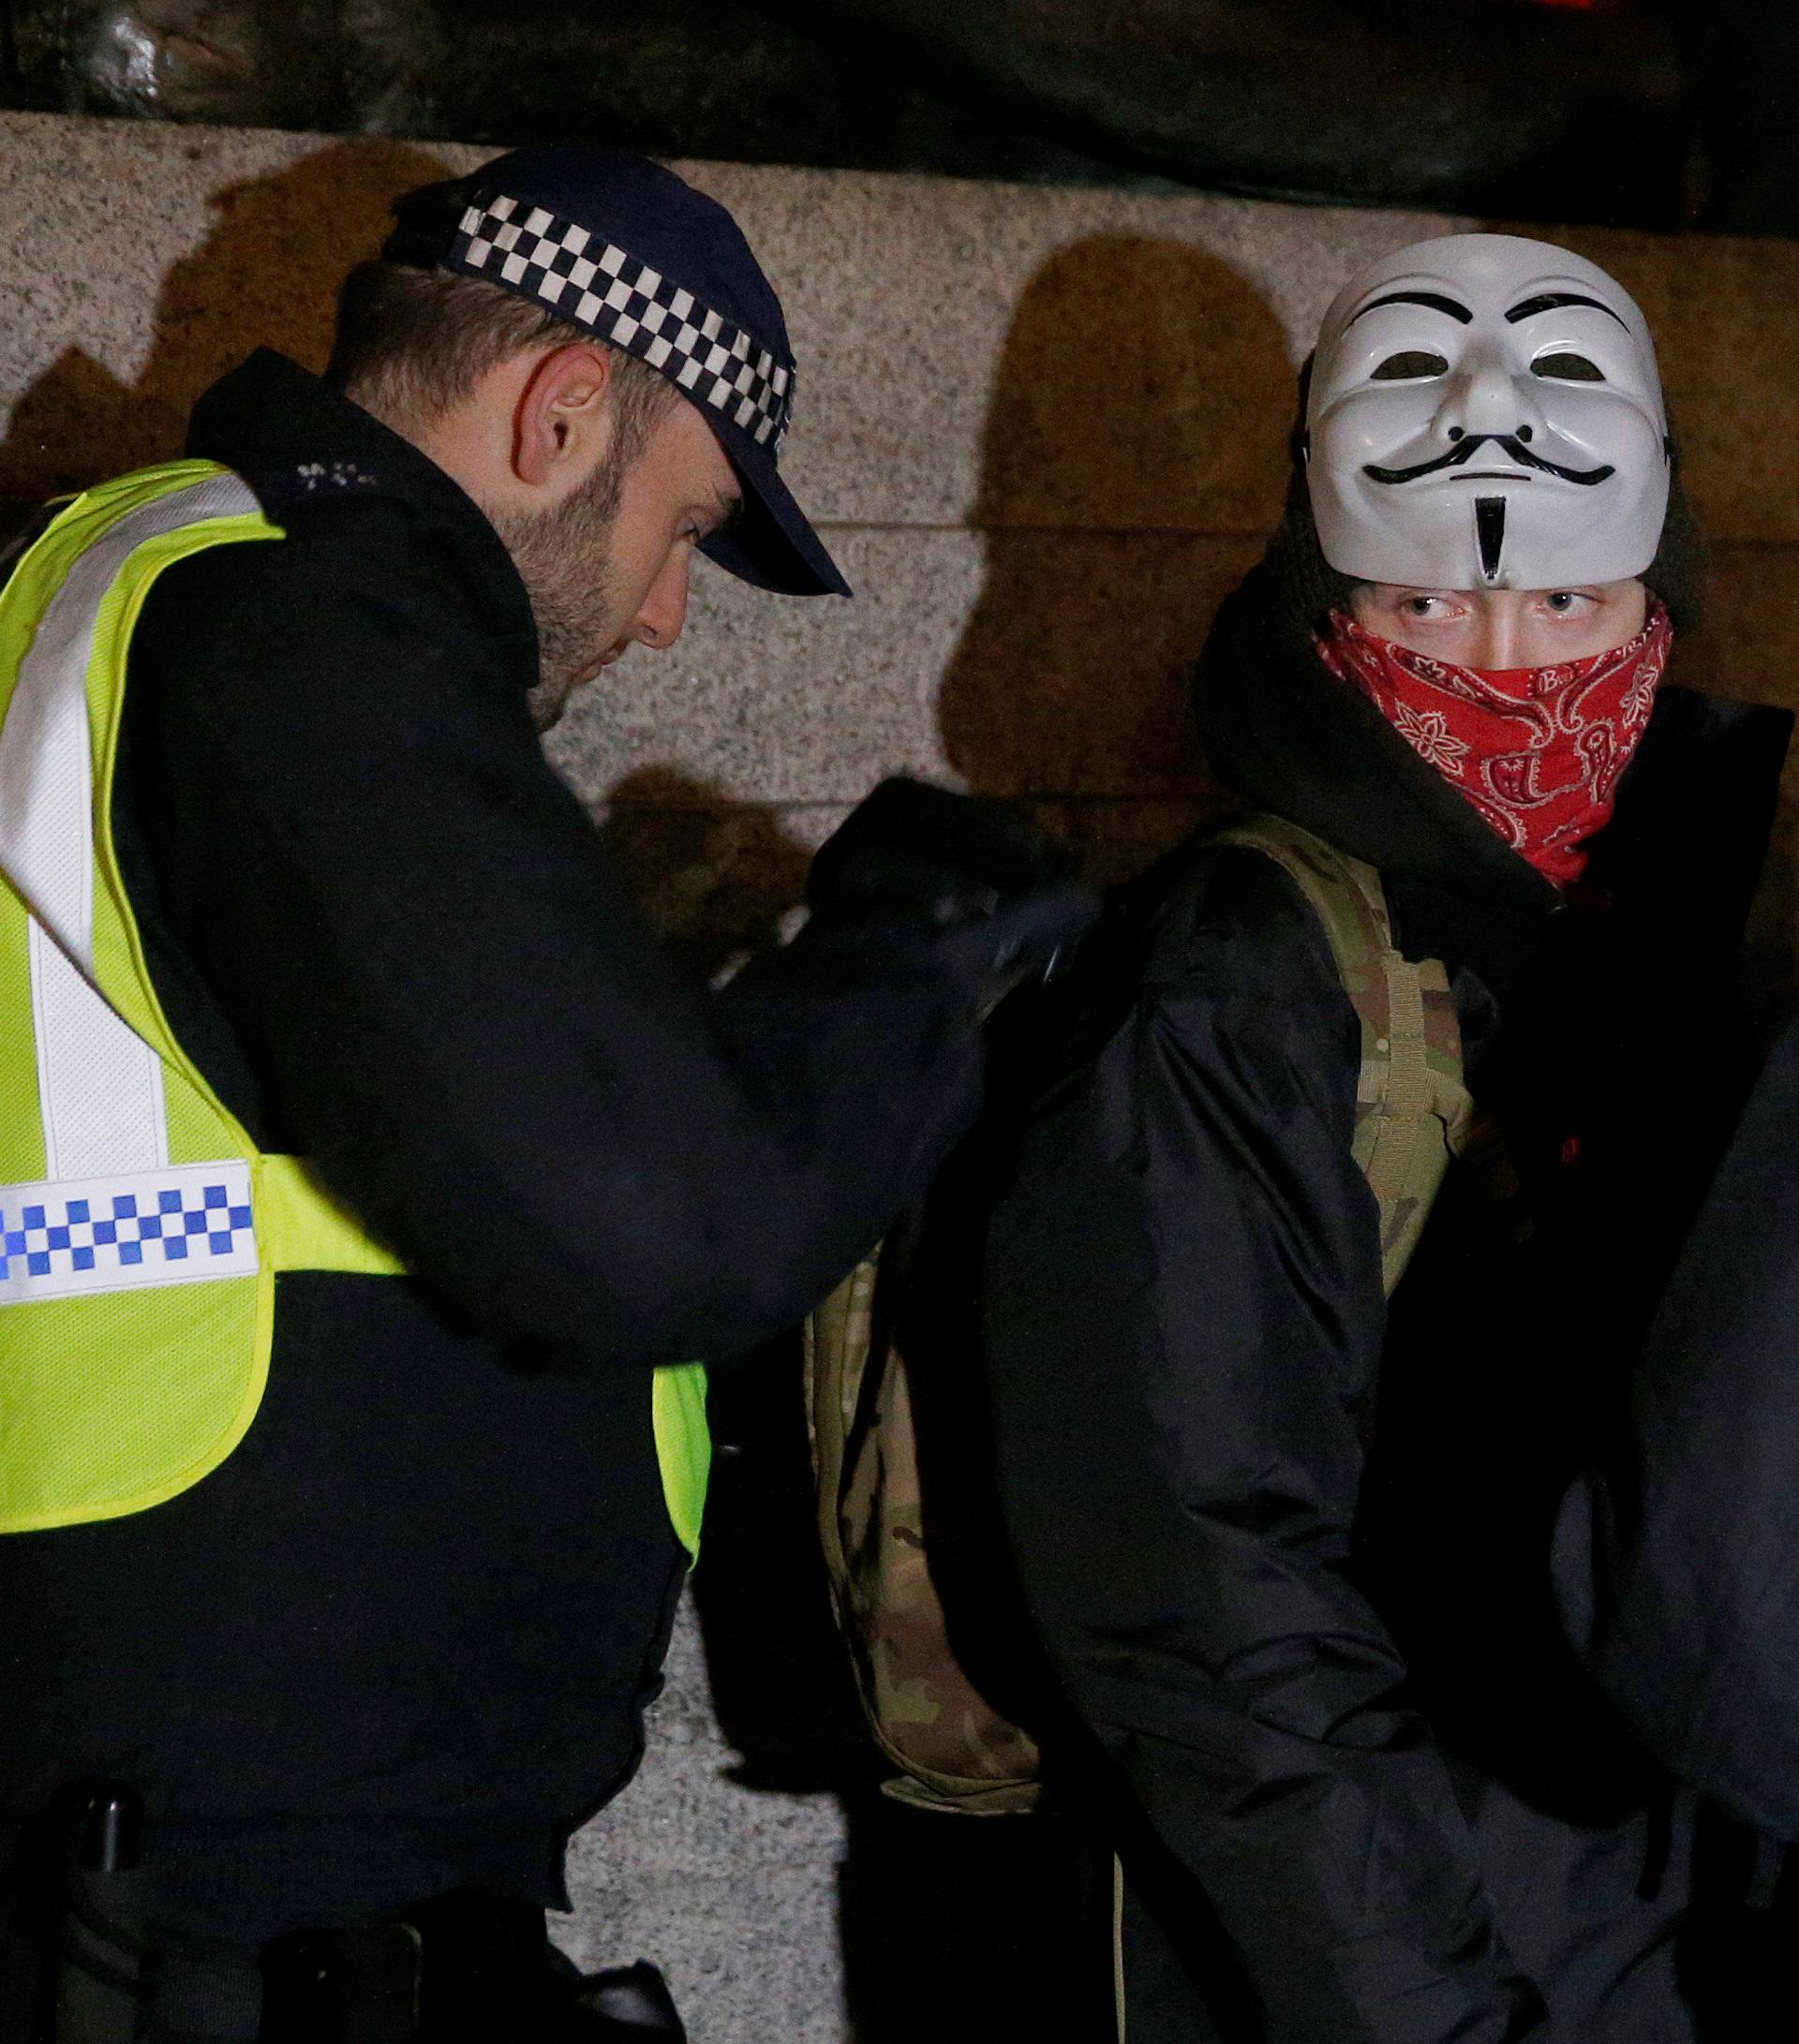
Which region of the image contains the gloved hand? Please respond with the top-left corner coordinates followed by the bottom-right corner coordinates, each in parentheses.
top-left (807, 777), bottom-right (1097, 1000)
top-left (808, 778), bottom-right (1076, 924)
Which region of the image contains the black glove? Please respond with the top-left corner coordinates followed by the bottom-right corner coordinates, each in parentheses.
top-left (809, 777), bottom-right (1075, 923)
top-left (807, 777), bottom-right (1097, 1000)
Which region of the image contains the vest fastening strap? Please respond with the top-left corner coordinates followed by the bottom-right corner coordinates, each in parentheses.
top-left (0, 474), bottom-right (262, 1300)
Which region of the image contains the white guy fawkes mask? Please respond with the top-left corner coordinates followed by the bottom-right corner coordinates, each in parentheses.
top-left (1305, 233), bottom-right (1670, 591)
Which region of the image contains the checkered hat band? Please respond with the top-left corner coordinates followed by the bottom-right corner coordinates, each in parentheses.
top-left (453, 195), bottom-right (793, 453)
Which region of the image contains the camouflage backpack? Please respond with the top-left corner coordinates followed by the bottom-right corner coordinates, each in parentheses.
top-left (804, 812), bottom-right (1482, 1812)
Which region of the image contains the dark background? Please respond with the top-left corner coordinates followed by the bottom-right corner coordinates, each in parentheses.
top-left (4, 0), bottom-right (1797, 235)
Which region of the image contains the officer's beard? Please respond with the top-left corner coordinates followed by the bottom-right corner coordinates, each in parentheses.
top-left (490, 450), bottom-right (630, 733)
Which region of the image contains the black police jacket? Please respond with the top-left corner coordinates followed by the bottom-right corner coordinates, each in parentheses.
top-left (981, 566), bottom-right (1791, 2041)
top-left (0, 351), bottom-right (1026, 1934)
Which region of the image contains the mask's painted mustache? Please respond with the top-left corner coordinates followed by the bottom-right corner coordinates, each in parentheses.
top-left (1364, 433), bottom-right (1615, 487)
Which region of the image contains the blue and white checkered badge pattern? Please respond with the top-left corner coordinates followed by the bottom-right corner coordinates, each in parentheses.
top-left (0, 1160), bottom-right (259, 1306)
top-left (454, 195), bottom-right (794, 453)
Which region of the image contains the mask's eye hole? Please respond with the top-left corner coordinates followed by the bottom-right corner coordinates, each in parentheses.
top-left (1533, 352), bottom-right (1605, 382)
top-left (1371, 350), bottom-right (1450, 381)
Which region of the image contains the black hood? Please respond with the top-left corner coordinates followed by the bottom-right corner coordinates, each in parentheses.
top-left (1189, 455), bottom-right (1786, 1000)
top-left (1193, 489), bottom-right (1562, 926)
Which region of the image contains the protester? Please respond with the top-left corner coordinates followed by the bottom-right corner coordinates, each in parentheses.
top-left (981, 233), bottom-right (1789, 2040)
top-left (0, 146), bottom-right (1091, 2042)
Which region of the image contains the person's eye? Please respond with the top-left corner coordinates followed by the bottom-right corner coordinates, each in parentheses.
top-left (1371, 351), bottom-right (1450, 381)
top-left (1405, 596), bottom-right (1449, 617)
top-left (1543, 591), bottom-right (1592, 614)
top-left (1533, 352), bottom-right (1605, 383)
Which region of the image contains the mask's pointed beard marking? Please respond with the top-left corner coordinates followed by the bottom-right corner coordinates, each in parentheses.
top-left (1476, 496), bottom-right (1507, 584)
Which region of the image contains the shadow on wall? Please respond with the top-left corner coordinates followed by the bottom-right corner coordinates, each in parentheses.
top-left (831, 236), bottom-right (1297, 2043)
top-left (0, 138), bottom-right (455, 519)
top-left (600, 767), bottom-right (812, 981)
top-left (937, 230), bottom-right (1292, 881)
top-left (686, 236), bottom-right (1302, 2044)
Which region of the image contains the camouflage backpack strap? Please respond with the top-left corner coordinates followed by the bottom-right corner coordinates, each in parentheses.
top-left (1212, 813), bottom-right (1476, 1294)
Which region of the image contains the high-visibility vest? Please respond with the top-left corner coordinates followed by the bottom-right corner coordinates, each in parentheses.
top-left (0, 460), bottom-right (709, 1554)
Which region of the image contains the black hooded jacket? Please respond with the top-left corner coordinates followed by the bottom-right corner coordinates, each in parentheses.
top-left (980, 560), bottom-right (1790, 2041)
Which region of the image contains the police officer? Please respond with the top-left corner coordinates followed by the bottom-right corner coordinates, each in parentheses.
top-left (0, 148), bottom-right (1090, 2041)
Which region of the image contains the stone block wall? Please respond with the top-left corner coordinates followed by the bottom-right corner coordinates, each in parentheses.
top-left (6, 111), bottom-right (1799, 2040)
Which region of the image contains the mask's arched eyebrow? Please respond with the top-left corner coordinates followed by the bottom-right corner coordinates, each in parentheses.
top-left (1506, 291), bottom-right (1629, 330)
top-left (1347, 289), bottom-right (1473, 328)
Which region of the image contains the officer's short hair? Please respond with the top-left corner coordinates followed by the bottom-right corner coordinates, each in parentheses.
top-left (327, 260), bottom-right (680, 458)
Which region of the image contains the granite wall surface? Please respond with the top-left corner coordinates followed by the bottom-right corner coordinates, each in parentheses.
top-left (6, 110), bottom-right (1799, 2040)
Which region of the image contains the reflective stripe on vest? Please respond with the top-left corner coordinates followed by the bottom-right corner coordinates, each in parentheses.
top-left (0, 461), bottom-right (709, 1556)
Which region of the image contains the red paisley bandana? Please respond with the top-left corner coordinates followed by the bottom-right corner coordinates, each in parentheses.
top-left (1316, 603), bottom-right (1672, 887)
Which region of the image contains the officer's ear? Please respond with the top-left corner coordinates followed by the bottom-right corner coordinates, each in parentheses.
top-left (512, 343), bottom-right (617, 496)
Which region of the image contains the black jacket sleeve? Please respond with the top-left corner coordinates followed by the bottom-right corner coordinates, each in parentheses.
top-left (1580, 1015), bottom-right (1799, 1841)
top-left (121, 506), bottom-right (1008, 1366)
top-left (983, 848), bottom-right (1545, 2042)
